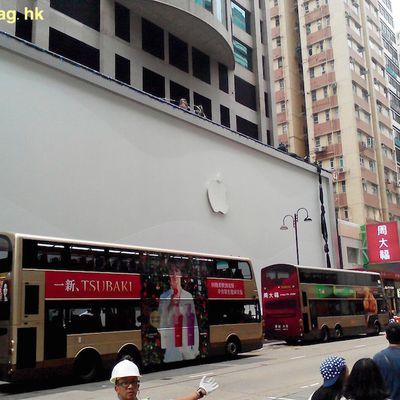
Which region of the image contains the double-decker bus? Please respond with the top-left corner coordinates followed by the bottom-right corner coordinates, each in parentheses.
top-left (261, 263), bottom-right (389, 343)
top-left (0, 233), bottom-right (263, 382)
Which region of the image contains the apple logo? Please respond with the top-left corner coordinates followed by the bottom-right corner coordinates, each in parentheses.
top-left (207, 174), bottom-right (229, 214)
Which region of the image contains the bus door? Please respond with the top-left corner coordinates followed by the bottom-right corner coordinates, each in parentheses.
top-left (301, 290), bottom-right (310, 334)
top-left (19, 274), bottom-right (43, 369)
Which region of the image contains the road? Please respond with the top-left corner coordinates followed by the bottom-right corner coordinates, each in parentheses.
top-left (0, 334), bottom-right (388, 400)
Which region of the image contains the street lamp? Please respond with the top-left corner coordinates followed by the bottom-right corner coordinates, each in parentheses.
top-left (280, 207), bottom-right (312, 265)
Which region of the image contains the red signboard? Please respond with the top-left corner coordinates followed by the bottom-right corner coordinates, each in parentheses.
top-left (45, 271), bottom-right (141, 299)
top-left (366, 221), bottom-right (400, 264)
top-left (207, 278), bottom-right (245, 298)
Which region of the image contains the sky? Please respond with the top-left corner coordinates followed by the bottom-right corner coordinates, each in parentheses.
top-left (393, 1), bottom-right (400, 33)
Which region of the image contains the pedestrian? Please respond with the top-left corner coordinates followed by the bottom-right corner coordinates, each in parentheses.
top-left (179, 98), bottom-right (189, 110)
top-left (373, 322), bottom-right (400, 400)
top-left (308, 356), bottom-right (348, 400)
top-left (342, 358), bottom-right (389, 400)
top-left (110, 359), bottom-right (219, 400)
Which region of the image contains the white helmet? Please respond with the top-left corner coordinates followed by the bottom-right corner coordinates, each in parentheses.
top-left (110, 360), bottom-right (141, 384)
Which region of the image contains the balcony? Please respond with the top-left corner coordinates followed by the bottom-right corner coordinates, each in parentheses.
top-left (335, 192), bottom-right (348, 207)
top-left (128, 0), bottom-right (234, 69)
top-left (304, 5), bottom-right (330, 24)
top-left (363, 192), bottom-right (380, 208)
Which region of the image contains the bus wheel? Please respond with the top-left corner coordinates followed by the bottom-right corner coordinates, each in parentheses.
top-left (73, 350), bottom-right (102, 383)
top-left (225, 337), bottom-right (240, 357)
top-left (373, 322), bottom-right (381, 335)
top-left (334, 326), bottom-right (343, 339)
top-left (320, 327), bottom-right (330, 343)
top-left (117, 346), bottom-right (142, 368)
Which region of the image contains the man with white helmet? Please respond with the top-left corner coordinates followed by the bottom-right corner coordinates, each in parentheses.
top-left (111, 359), bottom-right (219, 400)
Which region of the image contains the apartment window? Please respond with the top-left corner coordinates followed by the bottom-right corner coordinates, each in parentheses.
top-left (341, 181), bottom-right (346, 193)
top-left (327, 133), bottom-right (332, 144)
top-left (344, 208), bottom-right (349, 220)
top-left (337, 132), bottom-right (341, 143)
top-left (115, 2), bottom-right (130, 42)
top-left (142, 19), bottom-right (164, 60)
top-left (142, 68), bottom-right (165, 98)
top-left (325, 110), bottom-right (330, 121)
top-left (262, 56), bottom-right (266, 80)
top-left (339, 156), bottom-right (344, 168)
top-left (315, 138), bottom-right (321, 147)
top-left (323, 86), bottom-right (328, 98)
top-left (231, 1), bottom-right (251, 33)
top-left (264, 93), bottom-right (269, 118)
top-left (313, 114), bottom-right (319, 124)
top-left (329, 158), bottom-right (334, 169)
top-left (279, 79), bottom-right (284, 89)
top-left (115, 54), bottom-right (130, 84)
top-left (277, 57), bottom-right (283, 68)
top-left (170, 81), bottom-right (189, 107)
top-left (49, 28), bottom-right (100, 71)
top-left (236, 116), bottom-right (258, 139)
top-left (234, 76), bottom-right (257, 111)
top-left (50, 0), bottom-right (100, 31)
top-left (169, 34), bottom-right (188, 72)
top-left (193, 92), bottom-right (212, 119)
top-left (233, 38), bottom-right (252, 70)
top-left (362, 179), bottom-right (367, 191)
top-left (276, 37), bottom-right (281, 47)
top-left (274, 16), bottom-right (280, 27)
top-left (15, 12), bottom-right (32, 42)
top-left (280, 101), bottom-right (286, 112)
top-left (304, 2), bottom-right (309, 13)
top-left (310, 68), bottom-right (315, 78)
top-left (306, 24), bottom-right (311, 35)
top-left (218, 63), bottom-right (229, 93)
top-left (220, 105), bottom-right (230, 128)
top-left (372, 184), bottom-right (378, 195)
top-left (192, 48), bottom-right (211, 83)
top-left (311, 90), bottom-right (317, 101)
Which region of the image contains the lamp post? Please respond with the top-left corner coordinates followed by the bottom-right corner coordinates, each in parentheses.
top-left (280, 207), bottom-right (312, 265)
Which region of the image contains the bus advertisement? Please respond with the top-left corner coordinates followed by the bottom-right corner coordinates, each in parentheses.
top-left (261, 264), bottom-right (389, 343)
top-left (0, 233), bottom-right (263, 382)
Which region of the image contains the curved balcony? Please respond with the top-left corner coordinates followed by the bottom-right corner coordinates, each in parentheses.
top-left (128, 0), bottom-right (234, 69)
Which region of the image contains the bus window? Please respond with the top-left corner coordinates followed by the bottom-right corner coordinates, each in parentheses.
top-left (0, 236), bottom-right (11, 273)
top-left (23, 240), bottom-right (66, 270)
top-left (208, 300), bottom-right (260, 324)
top-left (238, 261), bottom-right (251, 279)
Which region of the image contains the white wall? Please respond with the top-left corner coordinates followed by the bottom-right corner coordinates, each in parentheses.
top-left (0, 36), bottom-right (339, 288)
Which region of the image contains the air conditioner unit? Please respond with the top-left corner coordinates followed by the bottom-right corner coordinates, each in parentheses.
top-left (315, 146), bottom-right (327, 153)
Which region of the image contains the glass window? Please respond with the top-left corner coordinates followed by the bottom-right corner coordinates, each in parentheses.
top-left (142, 19), bottom-right (164, 60)
top-left (192, 48), bottom-right (211, 83)
top-left (233, 38), bottom-right (252, 70)
top-left (195, 0), bottom-right (212, 12)
top-left (115, 2), bottom-right (130, 42)
top-left (169, 34), bottom-right (189, 72)
top-left (231, 1), bottom-right (251, 33)
top-left (208, 300), bottom-right (261, 324)
top-left (115, 54), bottom-right (131, 85)
top-left (0, 236), bottom-right (12, 273)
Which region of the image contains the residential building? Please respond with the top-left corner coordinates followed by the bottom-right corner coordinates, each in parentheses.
top-left (270, 0), bottom-right (400, 227)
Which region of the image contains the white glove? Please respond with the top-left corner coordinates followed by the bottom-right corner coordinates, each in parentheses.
top-left (198, 376), bottom-right (219, 395)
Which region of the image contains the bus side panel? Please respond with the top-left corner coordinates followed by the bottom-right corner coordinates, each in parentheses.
top-left (208, 323), bottom-right (263, 355)
top-left (66, 330), bottom-right (142, 359)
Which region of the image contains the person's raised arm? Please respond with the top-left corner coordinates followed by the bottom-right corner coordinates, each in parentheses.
top-left (175, 376), bottom-right (219, 400)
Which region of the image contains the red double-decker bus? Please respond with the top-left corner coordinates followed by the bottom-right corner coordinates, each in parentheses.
top-left (261, 264), bottom-right (389, 343)
top-left (0, 233), bottom-right (263, 382)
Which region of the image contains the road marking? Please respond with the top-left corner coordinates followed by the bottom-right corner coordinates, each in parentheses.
top-left (189, 372), bottom-right (215, 378)
top-left (354, 345), bottom-right (366, 348)
top-left (290, 356), bottom-right (305, 360)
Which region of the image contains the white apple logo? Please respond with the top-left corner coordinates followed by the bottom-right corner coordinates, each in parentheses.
top-left (207, 175), bottom-right (229, 214)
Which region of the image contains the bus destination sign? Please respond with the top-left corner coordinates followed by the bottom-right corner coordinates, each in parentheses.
top-left (45, 271), bottom-right (141, 299)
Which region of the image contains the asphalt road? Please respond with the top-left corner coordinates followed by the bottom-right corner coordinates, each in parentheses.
top-left (0, 334), bottom-right (389, 400)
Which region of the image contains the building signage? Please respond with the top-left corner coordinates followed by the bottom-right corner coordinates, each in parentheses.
top-left (45, 271), bottom-right (141, 299)
top-left (207, 278), bottom-right (245, 298)
top-left (366, 221), bottom-right (400, 264)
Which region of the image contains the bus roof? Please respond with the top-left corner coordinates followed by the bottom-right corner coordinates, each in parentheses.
top-left (263, 263), bottom-right (381, 276)
top-left (5, 232), bottom-right (251, 262)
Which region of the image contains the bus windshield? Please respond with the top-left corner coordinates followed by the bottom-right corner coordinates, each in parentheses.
top-left (0, 236), bottom-right (12, 273)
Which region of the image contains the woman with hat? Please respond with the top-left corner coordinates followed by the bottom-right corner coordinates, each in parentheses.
top-left (309, 356), bottom-right (348, 400)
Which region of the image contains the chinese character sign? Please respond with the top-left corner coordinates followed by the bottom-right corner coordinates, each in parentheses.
top-left (45, 271), bottom-right (141, 299)
top-left (206, 278), bottom-right (245, 298)
top-left (366, 221), bottom-right (400, 264)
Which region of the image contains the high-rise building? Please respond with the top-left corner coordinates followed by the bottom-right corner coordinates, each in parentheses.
top-left (0, 0), bottom-right (276, 145)
top-left (271, 0), bottom-right (400, 225)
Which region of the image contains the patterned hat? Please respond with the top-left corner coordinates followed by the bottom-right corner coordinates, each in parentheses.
top-left (320, 356), bottom-right (346, 387)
